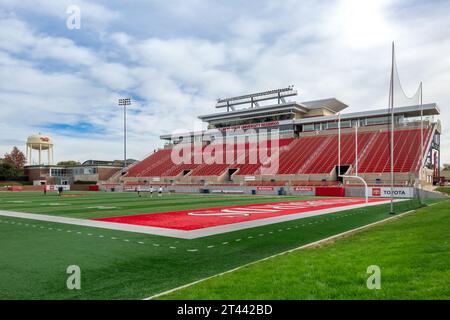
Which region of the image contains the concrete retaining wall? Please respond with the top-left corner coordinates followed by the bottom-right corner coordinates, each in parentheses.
top-left (100, 183), bottom-right (448, 200)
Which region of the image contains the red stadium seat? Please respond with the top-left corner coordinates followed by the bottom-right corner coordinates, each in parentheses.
top-left (125, 128), bottom-right (432, 178)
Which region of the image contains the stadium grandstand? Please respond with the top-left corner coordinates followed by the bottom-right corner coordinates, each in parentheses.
top-left (117, 87), bottom-right (440, 193)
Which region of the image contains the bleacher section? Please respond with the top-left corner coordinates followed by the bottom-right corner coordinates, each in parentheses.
top-left (124, 126), bottom-right (434, 184)
top-left (357, 128), bottom-right (432, 173)
top-left (126, 138), bottom-right (294, 178)
top-left (125, 148), bottom-right (172, 177)
top-left (275, 136), bottom-right (331, 174)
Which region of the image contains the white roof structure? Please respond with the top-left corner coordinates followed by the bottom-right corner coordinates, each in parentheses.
top-left (160, 86), bottom-right (440, 141)
top-left (199, 98), bottom-right (349, 122)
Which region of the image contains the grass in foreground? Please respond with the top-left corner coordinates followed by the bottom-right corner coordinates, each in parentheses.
top-left (160, 200), bottom-right (450, 300)
top-left (435, 186), bottom-right (450, 196)
top-left (0, 192), bottom-right (432, 299)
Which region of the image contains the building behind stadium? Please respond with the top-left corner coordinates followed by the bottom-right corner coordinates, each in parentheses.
top-left (115, 87), bottom-right (441, 196)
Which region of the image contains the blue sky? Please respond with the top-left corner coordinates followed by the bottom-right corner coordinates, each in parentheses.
top-left (0, 0), bottom-right (449, 164)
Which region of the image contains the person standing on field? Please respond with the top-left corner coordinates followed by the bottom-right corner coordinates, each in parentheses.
top-left (158, 186), bottom-right (162, 197)
top-left (150, 186), bottom-right (154, 197)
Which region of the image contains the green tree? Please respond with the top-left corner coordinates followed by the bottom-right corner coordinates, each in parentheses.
top-left (4, 147), bottom-right (27, 170)
top-left (0, 162), bottom-right (18, 178)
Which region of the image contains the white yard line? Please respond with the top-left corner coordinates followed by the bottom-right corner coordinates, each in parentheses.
top-left (144, 208), bottom-right (417, 300)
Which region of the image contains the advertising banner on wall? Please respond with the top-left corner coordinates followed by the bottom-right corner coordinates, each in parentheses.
top-left (124, 185), bottom-right (148, 192)
top-left (47, 185), bottom-right (71, 191)
top-left (293, 186), bottom-right (313, 192)
top-left (369, 187), bottom-right (413, 198)
top-left (291, 186), bottom-right (315, 195)
top-left (257, 186), bottom-right (274, 191)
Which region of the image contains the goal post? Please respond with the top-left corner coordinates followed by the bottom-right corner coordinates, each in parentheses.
top-left (337, 112), bottom-right (369, 203)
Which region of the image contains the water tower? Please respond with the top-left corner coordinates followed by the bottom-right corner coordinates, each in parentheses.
top-left (26, 133), bottom-right (54, 165)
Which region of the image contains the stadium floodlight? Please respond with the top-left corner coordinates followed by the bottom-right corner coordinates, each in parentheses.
top-left (118, 98), bottom-right (131, 106)
top-left (118, 98), bottom-right (132, 174)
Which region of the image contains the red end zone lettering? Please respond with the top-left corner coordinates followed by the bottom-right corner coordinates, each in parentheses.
top-left (94, 198), bottom-right (386, 231)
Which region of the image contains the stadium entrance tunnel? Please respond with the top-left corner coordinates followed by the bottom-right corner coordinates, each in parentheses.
top-left (227, 168), bottom-right (238, 180)
top-left (336, 165), bottom-right (351, 182)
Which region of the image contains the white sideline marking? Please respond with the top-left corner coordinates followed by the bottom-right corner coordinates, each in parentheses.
top-left (0, 210), bottom-right (190, 238)
top-left (6, 200), bottom-right (30, 203)
top-left (0, 199), bottom-right (401, 239)
top-left (144, 209), bottom-right (417, 300)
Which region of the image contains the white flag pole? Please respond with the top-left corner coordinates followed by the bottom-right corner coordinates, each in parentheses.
top-left (419, 81), bottom-right (423, 204)
top-left (338, 112), bottom-right (341, 177)
top-left (389, 42), bottom-right (395, 214)
top-left (355, 120), bottom-right (358, 176)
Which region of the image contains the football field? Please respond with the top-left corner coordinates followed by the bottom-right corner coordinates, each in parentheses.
top-left (0, 191), bottom-right (433, 299)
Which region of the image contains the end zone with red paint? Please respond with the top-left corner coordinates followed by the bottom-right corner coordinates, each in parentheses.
top-left (95, 198), bottom-right (387, 231)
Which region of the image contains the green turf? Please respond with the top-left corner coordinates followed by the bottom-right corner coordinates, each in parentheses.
top-left (0, 191), bottom-right (434, 299)
top-left (435, 186), bottom-right (450, 196)
top-left (159, 200), bottom-right (450, 300)
top-left (0, 192), bottom-right (316, 218)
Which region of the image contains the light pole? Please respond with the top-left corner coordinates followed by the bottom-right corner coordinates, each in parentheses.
top-left (118, 98), bottom-right (131, 174)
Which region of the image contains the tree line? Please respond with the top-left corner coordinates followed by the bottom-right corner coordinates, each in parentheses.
top-left (0, 147), bottom-right (27, 178)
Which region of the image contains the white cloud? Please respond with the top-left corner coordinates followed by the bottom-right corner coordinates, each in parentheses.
top-left (0, 0), bottom-right (449, 166)
top-left (0, 17), bottom-right (36, 53)
top-left (0, 17), bottom-right (98, 66)
top-left (89, 62), bottom-right (135, 91)
top-left (0, 0), bottom-right (120, 29)
top-left (330, 0), bottom-right (392, 49)
top-left (32, 36), bottom-right (98, 66)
